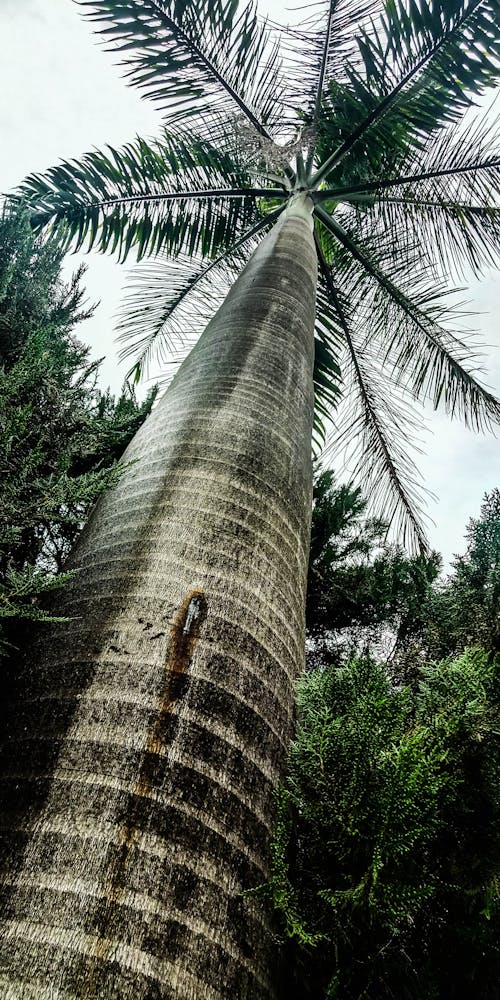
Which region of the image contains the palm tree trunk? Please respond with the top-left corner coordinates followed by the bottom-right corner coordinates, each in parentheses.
top-left (0, 201), bottom-right (317, 999)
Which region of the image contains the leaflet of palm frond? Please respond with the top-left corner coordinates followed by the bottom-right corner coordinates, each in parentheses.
top-left (326, 345), bottom-right (431, 553)
top-left (14, 132), bottom-right (277, 261)
top-left (119, 257), bottom-right (235, 381)
top-left (359, 0), bottom-right (500, 126)
top-left (363, 276), bottom-right (495, 416)
top-left (79, 0), bottom-right (287, 142)
top-left (314, 271), bottom-right (346, 353)
top-left (350, 0), bottom-right (500, 146)
top-left (316, 262), bottom-right (430, 552)
top-left (272, 0), bottom-right (382, 116)
top-left (315, 206), bottom-right (500, 430)
top-left (338, 227), bottom-right (500, 430)
top-left (314, 81), bottom-right (414, 188)
top-left (318, 109), bottom-right (500, 203)
top-left (312, 0), bottom-right (500, 185)
top-left (312, 335), bottom-right (344, 455)
top-left (313, 329), bottom-right (343, 427)
top-left (116, 210), bottom-right (280, 378)
top-left (366, 196), bottom-right (500, 280)
top-left (313, 238), bottom-right (358, 452)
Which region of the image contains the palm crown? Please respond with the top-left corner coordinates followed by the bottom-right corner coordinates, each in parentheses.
top-left (13, 0), bottom-right (500, 549)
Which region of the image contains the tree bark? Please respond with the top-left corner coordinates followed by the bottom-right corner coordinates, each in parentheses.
top-left (0, 205), bottom-right (317, 999)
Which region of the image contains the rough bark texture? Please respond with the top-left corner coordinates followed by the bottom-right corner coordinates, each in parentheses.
top-left (0, 210), bottom-right (317, 999)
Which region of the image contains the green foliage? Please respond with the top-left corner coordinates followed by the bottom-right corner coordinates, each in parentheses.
top-left (433, 489), bottom-right (500, 656)
top-left (390, 489), bottom-right (500, 674)
top-left (307, 471), bottom-right (500, 676)
top-left (266, 651), bottom-right (499, 999)
top-left (20, 131), bottom-right (261, 261)
top-left (0, 207), bottom-right (92, 363)
top-left (0, 207), bottom-right (156, 653)
top-left (306, 470), bottom-right (440, 666)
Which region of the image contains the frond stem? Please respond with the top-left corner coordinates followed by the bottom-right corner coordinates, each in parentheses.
top-left (376, 196), bottom-right (500, 213)
top-left (308, 0), bottom-right (335, 144)
top-left (314, 158), bottom-right (500, 199)
top-left (44, 187), bottom-right (288, 214)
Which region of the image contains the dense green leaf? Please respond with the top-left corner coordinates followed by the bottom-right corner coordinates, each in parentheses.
top-left (0, 206), bottom-right (155, 653)
top-left (14, 130), bottom-right (273, 261)
top-left (266, 651), bottom-right (499, 998)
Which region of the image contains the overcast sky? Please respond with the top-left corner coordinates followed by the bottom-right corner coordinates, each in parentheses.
top-left (1, 0), bottom-right (498, 568)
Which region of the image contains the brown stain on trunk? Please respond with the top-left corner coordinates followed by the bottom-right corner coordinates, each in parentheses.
top-left (147, 588), bottom-right (207, 759)
top-left (81, 590), bottom-right (207, 996)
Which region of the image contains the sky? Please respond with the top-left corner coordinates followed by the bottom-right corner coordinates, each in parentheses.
top-left (0, 0), bottom-right (498, 568)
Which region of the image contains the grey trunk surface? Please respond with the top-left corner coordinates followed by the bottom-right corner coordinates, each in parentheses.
top-left (0, 211), bottom-right (317, 999)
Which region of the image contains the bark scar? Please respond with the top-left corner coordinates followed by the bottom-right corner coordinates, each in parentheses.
top-left (148, 588), bottom-right (207, 755)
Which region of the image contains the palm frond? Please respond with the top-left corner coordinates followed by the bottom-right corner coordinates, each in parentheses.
top-left (370, 197), bottom-right (500, 278)
top-left (332, 113), bottom-right (500, 277)
top-left (274, 0), bottom-right (381, 122)
top-left (313, 0), bottom-right (500, 185)
top-left (315, 206), bottom-right (500, 432)
top-left (316, 247), bottom-right (430, 551)
top-left (318, 116), bottom-right (500, 200)
top-left (79, 0), bottom-right (288, 143)
top-left (119, 254), bottom-right (238, 384)
top-left (13, 131), bottom-right (283, 261)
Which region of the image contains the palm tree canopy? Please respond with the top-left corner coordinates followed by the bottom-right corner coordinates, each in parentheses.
top-left (11, 0), bottom-right (500, 550)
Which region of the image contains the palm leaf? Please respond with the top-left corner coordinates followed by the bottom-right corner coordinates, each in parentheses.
top-left (331, 113), bottom-right (500, 277)
top-left (318, 115), bottom-right (500, 201)
top-left (370, 197), bottom-right (500, 278)
top-left (313, 0), bottom-right (500, 185)
top-left (79, 0), bottom-right (287, 143)
top-left (315, 205), bottom-right (500, 431)
top-left (13, 130), bottom-right (284, 261)
top-left (313, 80), bottom-right (414, 188)
top-left (316, 245), bottom-right (430, 551)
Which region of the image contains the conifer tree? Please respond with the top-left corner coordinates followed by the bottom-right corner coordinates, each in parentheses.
top-left (0, 207), bottom-right (156, 654)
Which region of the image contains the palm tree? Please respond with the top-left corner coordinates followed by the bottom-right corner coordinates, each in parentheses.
top-left (1, 1), bottom-right (499, 997)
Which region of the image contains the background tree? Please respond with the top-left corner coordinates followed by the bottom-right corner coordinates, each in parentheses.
top-left (307, 472), bottom-right (500, 672)
top-left (266, 651), bottom-right (499, 1000)
top-left (0, 206), bottom-right (156, 654)
top-left (307, 469), bottom-right (441, 667)
top-left (269, 484), bottom-right (500, 997)
top-left (421, 489), bottom-right (500, 660)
